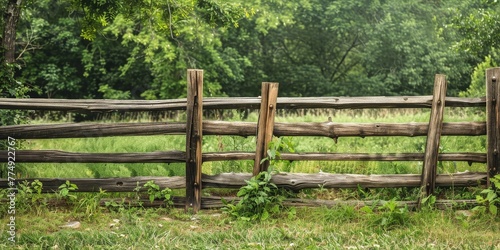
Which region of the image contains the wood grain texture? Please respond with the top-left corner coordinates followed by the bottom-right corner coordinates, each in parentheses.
top-left (0, 150), bottom-right (486, 163)
top-left (0, 96), bottom-right (485, 112)
top-left (420, 74), bottom-right (447, 203)
top-left (202, 172), bottom-right (486, 190)
top-left (97, 197), bottom-right (478, 210)
top-left (185, 69), bottom-right (203, 212)
top-left (254, 82), bottom-right (279, 175)
top-left (0, 121), bottom-right (486, 139)
top-left (2, 172), bottom-right (484, 193)
top-left (0, 176), bottom-right (186, 192)
top-left (486, 68), bottom-right (500, 181)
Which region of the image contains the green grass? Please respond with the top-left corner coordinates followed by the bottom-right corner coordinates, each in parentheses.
top-left (1, 205), bottom-right (499, 249)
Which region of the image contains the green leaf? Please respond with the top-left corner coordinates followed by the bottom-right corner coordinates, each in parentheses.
top-left (270, 204), bottom-right (280, 213)
top-left (360, 206), bottom-right (373, 214)
top-left (486, 190), bottom-right (497, 202)
top-left (267, 149), bottom-right (276, 160)
top-left (237, 189), bottom-right (247, 197)
top-left (261, 209), bottom-right (269, 221)
top-left (489, 204), bottom-right (498, 216)
top-left (60, 189), bottom-right (69, 196)
top-left (481, 189), bottom-right (493, 194)
top-left (476, 195), bottom-right (486, 203)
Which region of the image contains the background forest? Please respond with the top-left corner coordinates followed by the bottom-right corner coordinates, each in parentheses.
top-left (0, 0), bottom-right (500, 102)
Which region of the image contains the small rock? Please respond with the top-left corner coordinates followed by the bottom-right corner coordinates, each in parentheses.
top-left (109, 219), bottom-right (121, 228)
top-left (455, 210), bottom-right (473, 217)
top-left (60, 221), bottom-right (80, 229)
top-left (160, 217), bottom-right (173, 221)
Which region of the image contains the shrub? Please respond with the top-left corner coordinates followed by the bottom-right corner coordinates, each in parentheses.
top-left (222, 170), bottom-right (286, 221)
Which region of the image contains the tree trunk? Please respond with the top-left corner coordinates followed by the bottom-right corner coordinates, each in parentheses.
top-left (2, 0), bottom-right (22, 63)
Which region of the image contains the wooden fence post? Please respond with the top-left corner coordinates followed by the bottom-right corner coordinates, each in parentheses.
top-left (185, 69), bottom-right (203, 212)
top-left (419, 74), bottom-right (447, 208)
top-left (253, 82), bottom-right (279, 176)
top-left (486, 67), bottom-right (500, 185)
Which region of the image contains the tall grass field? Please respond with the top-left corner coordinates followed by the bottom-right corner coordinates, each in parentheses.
top-left (17, 108), bottom-right (487, 179)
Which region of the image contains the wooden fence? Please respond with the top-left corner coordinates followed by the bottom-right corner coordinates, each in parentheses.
top-left (1, 68), bottom-right (500, 212)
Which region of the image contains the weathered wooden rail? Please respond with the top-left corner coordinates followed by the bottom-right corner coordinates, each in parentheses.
top-left (0, 121), bottom-right (487, 139)
top-left (0, 96), bottom-right (486, 111)
top-left (3, 172), bottom-right (485, 193)
top-left (1, 68), bottom-right (500, 212)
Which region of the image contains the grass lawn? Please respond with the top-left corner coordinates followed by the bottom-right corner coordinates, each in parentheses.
top-left (1, 205), bottom-right (499, 249)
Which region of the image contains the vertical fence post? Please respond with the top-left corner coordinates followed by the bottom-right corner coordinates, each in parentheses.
top-left (185, 69), bottom-right (203, 212)
top-left (253, 82), bottom-right (279, 176)
top-left (418, 74), bottom-right (447, 208)
top-left (486, 68), bottom-right (500, 185)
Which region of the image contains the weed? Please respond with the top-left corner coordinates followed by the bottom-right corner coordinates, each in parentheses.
top-left (472, 175), bottom-right (500, 216)
top-left (143, 180), bottom-right (173, 207)
top-left (320, 205), bottom-right (359, 223)
top-left (263, 137), bottom-right (296, 172)
top-left (105, 198), bottom-right (127, 212)
top-left (420, 194), bottom-right (437, 210)
top-left (74, 189), bottom-right (107, 218)
top-left (222, 170), bottom-right (286, 221)
top-left (57, 180), bottom-right (78, 202)
top-left (222, 136), bottom-right (297, 221)
top-left (362, 199), bottom-right (412, 230)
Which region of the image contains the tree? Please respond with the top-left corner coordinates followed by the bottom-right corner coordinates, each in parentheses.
top-left (0, 0), bottom-right (31, 121)
top-left (449, 0), bottom-right (500, 97)
top-left (10, 0), bottom-right (247, 99)
top-left (451, 0), bottom-right (500, 59)
top-left (2, 0), bottom-right (22, 63)
top-left (4, 0), bottom-right (489, 100)
top-left (218, 0), bottom-right (472, 97)
top-left (359, 1), bottom-right (467, 95)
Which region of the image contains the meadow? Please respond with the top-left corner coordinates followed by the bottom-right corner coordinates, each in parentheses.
top-left (1, 107), bottom-right (498, 249)
top-left (1, 206), bottom-right (500, 249)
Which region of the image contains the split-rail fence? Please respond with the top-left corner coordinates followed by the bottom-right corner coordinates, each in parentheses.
top-left (1, 68), bottom-right (500, 212)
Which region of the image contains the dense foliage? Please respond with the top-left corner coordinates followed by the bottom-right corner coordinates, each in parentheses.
top-left (1, 0), bottom-right (500, 100)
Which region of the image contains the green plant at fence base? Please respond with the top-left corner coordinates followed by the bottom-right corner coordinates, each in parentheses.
top-left (75, 188), bottom-right (107, 218)
top-left (0, 180), bottom-right (48, 216)
top-left (222, 136), bottom-right (296, 221)
top-left (472, 174), bottom-right (500, 216)
top-left (222, 170), bottom-right (287, 221)
top-left (361, 199), bottom-right (412, 230)
top-left (105, 198), bottom-right (127, 212)
top-left (57, 180), bottom-right (78, 202)
top-left (143, 180), bottom-right (173, 206)
top-left (420, 194), bottom-right (437, 210)
top-left (19, 180), bottom-right (44, 204)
